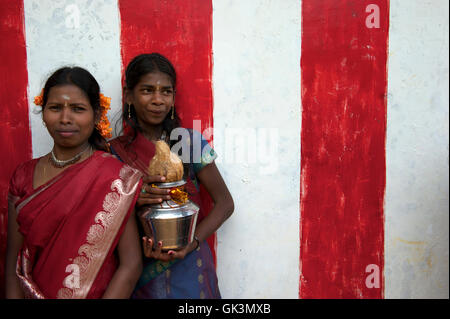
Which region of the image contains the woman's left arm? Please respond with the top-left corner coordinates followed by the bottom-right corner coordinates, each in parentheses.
top-left (145, 161), bottom-right (234, 260)
top-left (102, 210), bottom-right (143, 299)
top-left (192, 161), bottom-right (234, 246)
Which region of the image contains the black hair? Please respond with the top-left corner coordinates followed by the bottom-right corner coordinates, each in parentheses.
top-left (42, 66), bottom-right (109, 152)
top-left (118, 53), bottom-right (181, 148)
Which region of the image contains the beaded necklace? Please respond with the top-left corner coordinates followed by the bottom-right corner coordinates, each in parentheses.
top-left (49, 144), bottom-right (91, 168)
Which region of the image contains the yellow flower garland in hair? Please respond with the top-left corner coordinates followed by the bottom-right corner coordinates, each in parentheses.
top-left (34, 90), bottom-right (112, 139)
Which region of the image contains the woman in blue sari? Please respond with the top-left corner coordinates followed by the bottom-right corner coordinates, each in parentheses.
top-left (109, 53), bottom-right (234, 299)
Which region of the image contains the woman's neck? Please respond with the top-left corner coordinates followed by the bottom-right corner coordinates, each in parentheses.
top-left (140, 124), bottom-right (163, 141)
top-left (52, 142), bottom-right (92, 161)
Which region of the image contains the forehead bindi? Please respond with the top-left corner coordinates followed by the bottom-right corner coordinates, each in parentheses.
top-left (47, 85), bottom-right (89, 103)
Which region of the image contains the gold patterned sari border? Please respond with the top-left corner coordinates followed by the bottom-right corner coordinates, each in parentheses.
top-left (57, 165), bottom-right (141, 299)
top-left (16, 248), bottom-right (45, 299)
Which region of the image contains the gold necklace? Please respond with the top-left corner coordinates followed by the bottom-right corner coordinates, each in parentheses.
top-left (49, 144), bottom-right (91, 168)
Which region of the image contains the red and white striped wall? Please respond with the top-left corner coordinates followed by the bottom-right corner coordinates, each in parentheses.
top-left (0, 0), bottom-right (448, 299)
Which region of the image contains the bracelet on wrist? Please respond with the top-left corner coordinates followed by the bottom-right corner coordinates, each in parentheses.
top-left (193, 236), bottom-right (200, 250)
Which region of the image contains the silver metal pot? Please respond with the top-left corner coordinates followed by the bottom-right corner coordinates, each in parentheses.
top-left (137, 180), bottom-right (199, 251)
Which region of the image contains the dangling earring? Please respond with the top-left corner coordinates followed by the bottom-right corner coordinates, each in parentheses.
top-left (171, 105), bottom-right (175, 120)
top-left (128, 103), bottom-right (131, 119)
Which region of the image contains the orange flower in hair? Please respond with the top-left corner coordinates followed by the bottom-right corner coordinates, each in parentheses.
top-left (97, 93), bottom-right (113, 139)
top-left (99, 93), bottom-right (111, 111)
top-left (34, 89), bottom-right (44, 106)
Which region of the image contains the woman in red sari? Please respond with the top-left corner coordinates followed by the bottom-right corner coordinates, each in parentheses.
top-left (5, 67), bottom-right (143, 299)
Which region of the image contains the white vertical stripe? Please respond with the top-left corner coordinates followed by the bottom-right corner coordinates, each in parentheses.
top-left (386, 0), bottom-right (449, 298)
top-left (24, 0), bottom-right (123, 158)
top-left (212, 0), bottom-right (301, 298)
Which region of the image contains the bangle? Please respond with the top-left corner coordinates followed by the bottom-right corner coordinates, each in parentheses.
top-left (193, 236), bottom-right (200, 250)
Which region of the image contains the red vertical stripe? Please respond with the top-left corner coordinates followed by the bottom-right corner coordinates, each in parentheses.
top-left (300, 0), bottom-right (389, 298)
top-left (118, 0), bottom-right (217, 263)
top-left (0, 0), bottom-right (32, 297)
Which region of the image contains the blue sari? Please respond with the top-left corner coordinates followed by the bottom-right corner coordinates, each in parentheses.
top-left (132, 240), bottom-right (220, 299)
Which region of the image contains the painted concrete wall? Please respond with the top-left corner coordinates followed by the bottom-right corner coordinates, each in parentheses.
top-left (385, 0), bottom-right (449, 298)
top-left (212, 0), bottom-right (301, 298)
top-left (212, 0), bottom-right (449, 298)
top-left (0, 0), bottom-right (448, 298)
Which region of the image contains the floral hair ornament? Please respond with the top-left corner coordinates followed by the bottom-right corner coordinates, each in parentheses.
top-left (33, 90), bottom-right (113, 139)
top-left (33, 89), bottom-right (44, 106)
top-left (97, 93), bottom-right (113, 139)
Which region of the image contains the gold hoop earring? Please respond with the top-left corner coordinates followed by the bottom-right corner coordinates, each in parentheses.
top-left (171, 105), bottom-right (175, 120)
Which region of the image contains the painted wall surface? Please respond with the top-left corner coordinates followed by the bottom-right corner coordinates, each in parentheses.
top-left (385, 0), bottom-right (449, 298)
top-left (299, 0), bottom-right (388, 298)
top-left (0, 0), bottom-right (448, 299)
top-left (0, 0), bottom-right (32, 295)
top-left (212, 0), bottom-right (301, 298)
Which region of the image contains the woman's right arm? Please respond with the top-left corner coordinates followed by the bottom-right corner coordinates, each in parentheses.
top-left (5, 201), bottom-right (24, 298)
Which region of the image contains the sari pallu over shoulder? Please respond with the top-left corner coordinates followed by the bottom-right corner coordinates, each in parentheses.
top-left (13, 151), bottom-right (143, 299)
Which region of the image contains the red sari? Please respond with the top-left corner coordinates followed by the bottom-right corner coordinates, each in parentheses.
top-left (8, 151), bottom-right (142, 299)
